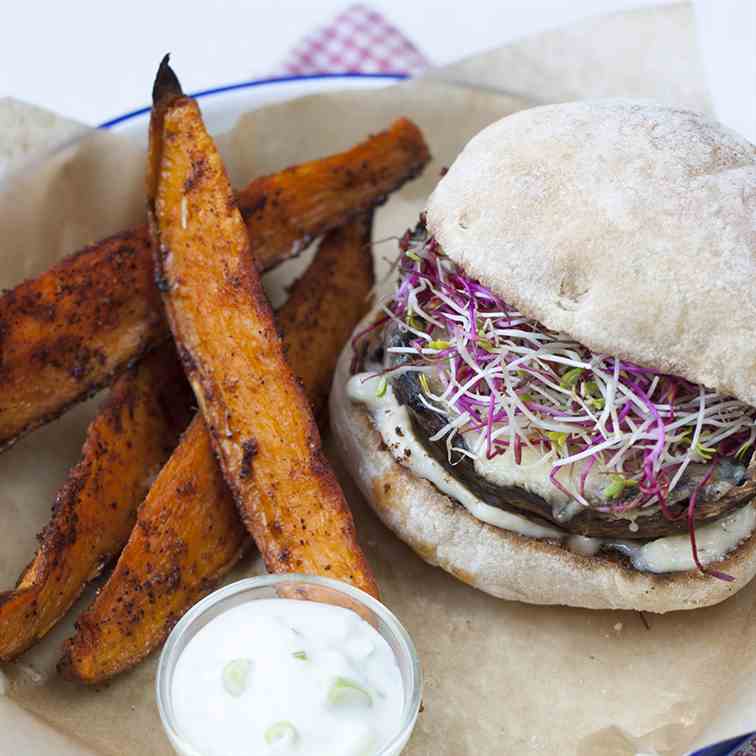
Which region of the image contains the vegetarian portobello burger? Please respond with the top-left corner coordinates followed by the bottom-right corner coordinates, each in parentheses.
top-left (330, 99), bottom-right (756, 612)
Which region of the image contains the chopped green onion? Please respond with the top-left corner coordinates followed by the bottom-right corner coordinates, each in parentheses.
top-left (560, 367), bottom-right (584, 389)
top-left (222, 658), bottom-right (251, 697)
top-left (375, 376), bottom-right (388, 398)
top-left (327, 677), bottom-right (373, 708)
top-left (427, 339), bottom-right (450, 350)
top-left (405, 250), bottom-right (421, 262)
top-left (264, 721), bottom-right (299, 746)
top-left (292, 650), bottom-right (308, 661)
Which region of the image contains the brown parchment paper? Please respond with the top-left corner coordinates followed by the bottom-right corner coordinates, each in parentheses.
top-left (1, 6), bottom-right (755, 756)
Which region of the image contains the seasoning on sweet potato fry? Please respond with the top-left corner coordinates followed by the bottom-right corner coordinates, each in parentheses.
top-left (148, 59), bottom-right (378, 597)
top-left (59, 213), bottom-right (375, 683)
top-left (59, 415), bottom-right (240, 683)
top-left (0, 118), bottom-right (429, 451)
top-left (0, 347), bottom-right (192, 661)
top-left (278, 214), bottom-right (376, 424)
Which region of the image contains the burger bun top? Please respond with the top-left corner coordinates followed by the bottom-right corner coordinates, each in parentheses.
top-left (426, 99), bottom-right (756, 404)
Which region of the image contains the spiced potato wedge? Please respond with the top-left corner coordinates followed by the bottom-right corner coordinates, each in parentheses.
top-left (0, 347), bottom-right (192, 661)
top-left (148, 60), bottom-right (378, 596)
top-left (0, 118), bottom-right (428, 450)
top-left (60, 214), bottom-right (375, 683)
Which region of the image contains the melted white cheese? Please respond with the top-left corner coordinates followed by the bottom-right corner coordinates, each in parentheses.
top-left (471, 441), bottom-right (610, 514)
top-left (347, 373), bottom-right (756, 574)
top-left (566, 535), bottom-right (603, 557)
top-left (610, 504), bottom-right (756, 573)
top-left (347, 375), bottom-right (562, 539)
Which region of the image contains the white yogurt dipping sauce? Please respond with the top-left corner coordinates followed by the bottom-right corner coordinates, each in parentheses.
top-left (171, 599), bottom-right (404, 756)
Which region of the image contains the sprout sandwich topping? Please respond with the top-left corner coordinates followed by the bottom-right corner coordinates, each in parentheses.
top-left (354, 221), bottom-right (756, 579)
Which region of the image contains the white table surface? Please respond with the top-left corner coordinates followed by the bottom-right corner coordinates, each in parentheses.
top-left (1, 0), bottom-right (674, 126)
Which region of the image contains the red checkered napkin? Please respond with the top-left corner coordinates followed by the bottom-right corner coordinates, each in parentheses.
top-left (276, 4), bottom-right (430, 76)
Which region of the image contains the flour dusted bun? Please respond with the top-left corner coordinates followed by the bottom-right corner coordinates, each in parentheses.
top-left (331, 100), bottom-right (756, 611)
top-left (426, 99), bottom-right (756, 406)
top-left (330, 330), bottom-right (756, 612)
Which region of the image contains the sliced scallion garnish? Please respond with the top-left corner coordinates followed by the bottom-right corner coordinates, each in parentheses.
top-left (327, 676), bottom-right (373, 708)
top-left (222, 658), bottom-right (251, 697)
top-left (292, 650), bottom-right (308, 661)
top-left (264, 721), bottom-right (299, 746)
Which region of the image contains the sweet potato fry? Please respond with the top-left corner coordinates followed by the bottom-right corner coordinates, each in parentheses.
top-left (59, 213), bottom-right (375, 683)
top-left (149, 61), bottom-right (378, 596)
top-left (0, 118), bottom-right (429, 451)
top-left (59, 415), bottom-right (240, 683)
top-left (0, 226), bottom-right (164, 452)
top-left (0, 347), bottom-right (192, 661)
top-left (279, 215), bottom-right (375, 423)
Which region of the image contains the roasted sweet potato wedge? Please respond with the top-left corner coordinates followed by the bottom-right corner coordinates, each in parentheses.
top-left (0, 118), bottom-right (429, 450)
top-left (60, 213), bottom-right (375, 683)
top-left (149, 61), bottom-right (378, 596)
top-left (0, 347), bottom-right (192, 661)
top-left (280, 214), bottom-right (375, 424)
top-left (0, 226), bottom-right (165, 452)
top-left (59, 415), bottom-right (241, 683)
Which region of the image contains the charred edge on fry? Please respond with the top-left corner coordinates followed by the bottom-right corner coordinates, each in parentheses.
top-left (152, 54), bottom-right (184, 106)
top-left (239, 438), bottom-right (259, 479)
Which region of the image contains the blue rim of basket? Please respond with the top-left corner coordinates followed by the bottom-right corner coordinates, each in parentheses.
top-left (98, 72), bottom-right (407, 129)
top-left (689, 731), bottom-right (756, 756)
